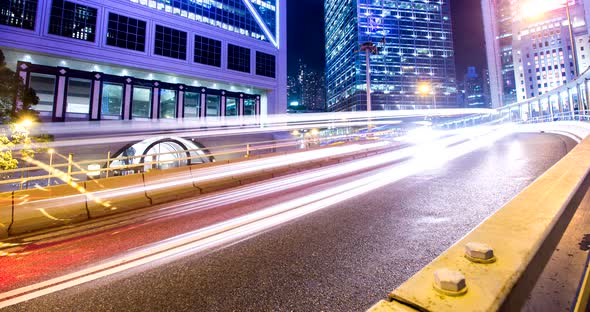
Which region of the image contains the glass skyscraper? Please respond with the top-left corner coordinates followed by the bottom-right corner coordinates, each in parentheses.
top-left (325, 0), bottom-right (458, 112)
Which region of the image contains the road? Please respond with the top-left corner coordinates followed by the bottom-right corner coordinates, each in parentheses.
top-left (2, 133), bottom-right (576, 311)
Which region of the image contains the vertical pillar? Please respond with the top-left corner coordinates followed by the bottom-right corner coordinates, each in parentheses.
top-left (220, 91), bottom-right (226, 117)
top-left (538, 100), bottom-right (543, 118)
top-left (585, 80), bottom-right (590, 114)
top-left (152, 81), bottom-right (160, 119)
top-left (568, 88), bottom-right (575, 119)
top-left (548, 97), bottom-right (554, 121)
top-left (239, 94), bottom-right (244, 116)
top-left (255, 96), bottom-right (261, 115)
top-left (177, 85), bottom-right (185, 118)
top-left (90, 73), bottom-right (103, 121)
top-left (200, 89), bottom-right (207, 118)
top-left (16, 62), bottom-right (32, 110)
top-left (53, 67), bottom-right (69, 122)
top-left (123, 77), bottom-right (133, 120)
top-left (528, 101), bottom-right (533, 121)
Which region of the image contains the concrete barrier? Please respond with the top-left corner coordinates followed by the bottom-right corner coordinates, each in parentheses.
top-left (368, 125), bottom-right (590, 312)
top-left (144, 167), bottom-right (200, 204)
top-left (0, 191), bottom-right (13, 239)
top-left (10, 184), bottom-right (89, 236)
top-left (0, 141), bottom-right (398, 237)
top-left (85, 174), bottom-right (151, 218)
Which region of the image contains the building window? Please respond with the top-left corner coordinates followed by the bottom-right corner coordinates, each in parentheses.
top-left (154, 25), bottom-right (187, 60)
top-left (256, 51), bottom-right (276, 78)
top-left (29, 73), bottom-right (55, 115)
top-left (48, 0), bottom-right (97, 42)
top-left (227, 44), bottom-right (250, 73)
top-left (106, 13), bottom-right (146, 52)
top-left (244, 98), bottom-right (256, 115)
top-left (132, 86), bottom-right (152, 118)
top-left (159, 89), bottom-right (177, 119)
top-left (226, 97), bottom-right (238, 116)
top-left (66, 78), bottom-right (92, 118)
top-left (0, 0), bottom-right (37, 30)
top-left (184, 92), bottom-right (200, 117)
top-left (194, 35), bottom-right (221, 67)
top-left (206, 95), bottom-right (220, 117)
top-left (101, 83), bottom-right (123, 119)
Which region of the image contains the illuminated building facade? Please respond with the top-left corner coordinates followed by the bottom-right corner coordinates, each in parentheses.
top-left (483, 0), bottom-right (590, 107)
top-left (0, 0), bottom-right (286, 122)
top-left (325, 0), bottom-right (458, 112)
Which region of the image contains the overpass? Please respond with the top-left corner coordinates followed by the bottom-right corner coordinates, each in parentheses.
top-left (0, 84), bottom-right (590, 310)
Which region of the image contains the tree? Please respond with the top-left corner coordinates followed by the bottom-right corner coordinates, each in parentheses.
top-left (0, 49), bottom-right (47, 172)
top-left (0, 49), bottom-right (39, 124)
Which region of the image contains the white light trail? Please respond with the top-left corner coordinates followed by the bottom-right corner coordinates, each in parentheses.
top-left (0, 126), bottom-right (510, 308)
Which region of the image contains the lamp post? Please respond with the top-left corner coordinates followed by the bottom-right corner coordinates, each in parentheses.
top-left (418, 82), bottom-right (439, 110)
top-left (47, 148), bottom-right (54, 186)
top-left (359, 42), bottom-right (379, 113)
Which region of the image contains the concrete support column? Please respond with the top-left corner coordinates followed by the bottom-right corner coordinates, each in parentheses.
top-left (568, 88), bottom-right (575, 119)
top-left (16, 62), bottom-right (31, 110)
top-left (585, 80), bottom-right (590, 114)
top-left (220, 92), bottom-right (226, 117)
top-left (548, 97), bottom-right (554, 121)
top-left (538, 100), bottom-right (543, 118)
top-left (239, 94), bottom-right (244, 116)
top-left (123, 77), bottom-right (133, 120)
top-left (200, 90), bottom-right (206, 118)
top-left (152, 82), bottom-right (160, 119)
top-left (53, 67), bottom-right (69, 122)
top-left (255, 96), bottom-right (261, 115)
top-left (90, 73), bottom-right (103, 121)
top-left (177, 85), bottom-right (185, 118)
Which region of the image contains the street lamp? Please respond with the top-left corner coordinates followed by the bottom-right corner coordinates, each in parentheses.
top-left (418, 82), bottom-right (438, 110)
top-left (359, 42), bottom-right (379, 113)
top-left (47, 148), bottom-right (54, 186)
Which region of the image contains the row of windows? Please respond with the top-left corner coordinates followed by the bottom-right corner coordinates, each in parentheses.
top-left (1, 0), bottom-right (276, 78)
top-left (28, 72), bottom-right (258, 120)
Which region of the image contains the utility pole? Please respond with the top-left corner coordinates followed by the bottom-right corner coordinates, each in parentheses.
top-left (359, 42), bottom-right (378, 113)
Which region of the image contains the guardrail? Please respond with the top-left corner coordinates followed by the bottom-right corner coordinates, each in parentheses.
top-left (369, 81), bottom-right (590, 311)
top-left (368, 121), bottom-right (590, 311)
top-left (0, 129), bottom-right (404, 192)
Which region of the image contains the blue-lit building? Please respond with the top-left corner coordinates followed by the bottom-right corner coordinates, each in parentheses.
top-left (324, 0), bottom-right (458, 112)
top-left (0, 0), bottom-right (286, 122)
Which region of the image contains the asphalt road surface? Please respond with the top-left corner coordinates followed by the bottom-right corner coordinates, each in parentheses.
top-left (5, 133), bottom-right (577, 311)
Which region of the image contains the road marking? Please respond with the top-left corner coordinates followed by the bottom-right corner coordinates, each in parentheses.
top-left (0, 128), bottom-right (507, 308)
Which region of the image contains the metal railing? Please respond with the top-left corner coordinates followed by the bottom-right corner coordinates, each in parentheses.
top-left (0, 129), bottom-right (405, 192)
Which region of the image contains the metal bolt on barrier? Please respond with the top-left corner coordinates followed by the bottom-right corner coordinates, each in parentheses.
top-left (464, 242), bottom-right (496, 264)
top-left (433, 268), bottom-right (467, 296)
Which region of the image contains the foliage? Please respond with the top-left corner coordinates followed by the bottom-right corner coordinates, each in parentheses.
top-left (0, 49), bottom-right (39, 125)
top-left (0, 48), bottom-right (49, 172)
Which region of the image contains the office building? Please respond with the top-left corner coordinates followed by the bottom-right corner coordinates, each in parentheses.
top-left (0, 0), bottom-right (286, 122)
top-left (483, 0), bottom-right (589, 107)
top-left (324, 0), bottom-right (458, 112)
top-left (463, 66), bottom-right (488, 108)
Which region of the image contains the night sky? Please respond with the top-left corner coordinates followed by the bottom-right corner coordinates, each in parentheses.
top-left (287, 0), bottom-right (487, 80)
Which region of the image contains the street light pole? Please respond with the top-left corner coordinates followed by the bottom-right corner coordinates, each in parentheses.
top-left (365, 51), bottom-right (372, 113)
top-left (359, 42), bottom-right (378, 113)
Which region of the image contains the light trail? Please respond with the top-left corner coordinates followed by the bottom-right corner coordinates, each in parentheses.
top-left (0, 125), bottom-right (510, 308)
top-left (8, 109), bottom-right (495, 150)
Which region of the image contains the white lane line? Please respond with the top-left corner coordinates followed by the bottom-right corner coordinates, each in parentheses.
top-left (0, 128), bottom-right (508, 308)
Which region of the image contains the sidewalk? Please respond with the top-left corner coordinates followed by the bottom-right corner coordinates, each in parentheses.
top-left (524, 182), bottom-right (590, 311)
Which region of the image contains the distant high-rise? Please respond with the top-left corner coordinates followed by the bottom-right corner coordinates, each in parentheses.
top-left (324, 0), bottom-right (458, 112)
top-left (463, 67), bottom-right (488, 108)
top-left (482, 0), bottom-right (590, 107)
